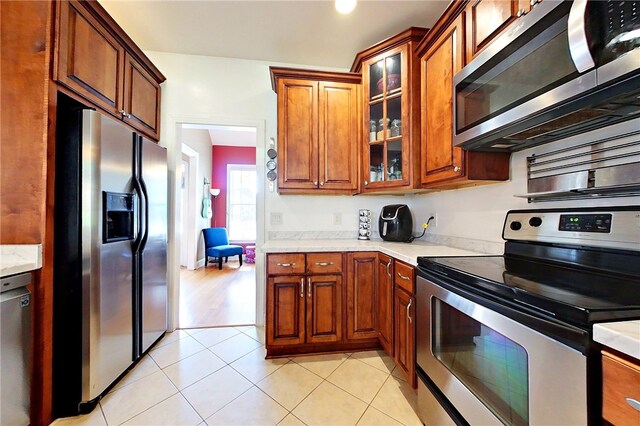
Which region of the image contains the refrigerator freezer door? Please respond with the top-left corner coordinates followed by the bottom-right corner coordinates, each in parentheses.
top-left (139, 137), bottom-right (168, 354)
top-left (82, 111), bottom-right (135, 401)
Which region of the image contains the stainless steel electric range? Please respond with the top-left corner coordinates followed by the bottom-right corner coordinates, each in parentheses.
top-left (415, 207), bottom-right (640, 426)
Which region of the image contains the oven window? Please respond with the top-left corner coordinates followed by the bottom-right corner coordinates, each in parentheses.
top-left (433, 299), bottom-right (529, 426)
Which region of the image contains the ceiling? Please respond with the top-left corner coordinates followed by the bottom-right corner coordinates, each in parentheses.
top-left (100, 0), bottom-right (450, 69)
top-left (182, 124), bottom-right (258, 147)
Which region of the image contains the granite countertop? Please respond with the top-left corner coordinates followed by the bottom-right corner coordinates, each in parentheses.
top-left (593, 321), bottom-right (640, 360)
top-left (260, 239), bottom-right (493, 266)
top-left (0, 245), bottom-right (43, 277)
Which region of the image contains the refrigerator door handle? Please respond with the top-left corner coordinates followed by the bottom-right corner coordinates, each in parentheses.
top-left (131, 175), bottom-right (145, 254)
top-left (139, 177), bottom-right (150, 253)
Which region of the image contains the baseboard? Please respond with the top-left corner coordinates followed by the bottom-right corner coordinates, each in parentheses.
top-left (196, 258), bottom-right (205, 269)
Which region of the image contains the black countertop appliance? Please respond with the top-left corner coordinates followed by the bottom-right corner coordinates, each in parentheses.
top-left (379, 204), bottom-right (413, 242)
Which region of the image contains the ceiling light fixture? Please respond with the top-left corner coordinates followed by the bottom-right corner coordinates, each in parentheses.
top-left (335, 0), bottom-right (356, 14)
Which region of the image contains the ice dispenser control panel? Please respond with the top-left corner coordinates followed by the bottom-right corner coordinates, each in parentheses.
top-left (103, 192), bottom-right (135, 243)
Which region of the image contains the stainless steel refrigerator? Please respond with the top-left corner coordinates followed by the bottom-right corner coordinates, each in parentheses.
top-left (53, 95), bottom-right (167, 416)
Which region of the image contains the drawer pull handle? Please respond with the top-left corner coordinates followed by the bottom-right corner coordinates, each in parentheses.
top-left (407, 299), bottom-right (413, 323)
top-left (307, 278), bottom-right (312, 298)
top-left (626, 398), bottom-right (640, 412)
top-left (315, 262), bottom-right (334, 267)
top-left (397, 272), bottom-right (410, 281)
top-left (276, 263), bottom-right (295, 267)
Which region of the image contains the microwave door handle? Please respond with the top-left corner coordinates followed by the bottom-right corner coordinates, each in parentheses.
top-left (567, 0), bottom-right (595, 73)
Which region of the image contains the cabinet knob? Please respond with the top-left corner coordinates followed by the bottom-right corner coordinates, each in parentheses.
top-left (364, 181), bottom-right (368, 186)
top-left (313, 181), bottom-right (318, 186)
top-left (453, 166), bottom-right (461, 172)
top-left (530, 0), bottom-right (539, 6)
top-left (319, 181), bottom-right (325, 186)
top-left (517, 8), bottom-right (526, 17)
top-left (119, 109), bottom-right (126, 116)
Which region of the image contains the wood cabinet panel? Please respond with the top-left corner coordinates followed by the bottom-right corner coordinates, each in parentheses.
top-left (394, 286), bottom-right (416, 388)
top-left (306, 252), bottom-right (343, 274)
top-left (377, 253), bottom-right (394, 355)
top-left (278, 79), bottom-right (317, 189)
top-left (466, 0), bottom-right (519, 61)
top-left (56, 0), bottom-right (123, 114)
top-left (266, 276), bottom-right (305, 346)
top-left (319, 82), bottom-right (359, 191)
top-left (306, 275), bottom-right (342, 344)
top-left (123, 53), bottom-right (160, 139)
top-left (267, 253), bottom-right (306, 275)
top-left (602, 351), bottom-right (640, 426)
top-left (421, 14), bottom-right (465, 185)
top-left (346, 252), bottom-right (378, 340)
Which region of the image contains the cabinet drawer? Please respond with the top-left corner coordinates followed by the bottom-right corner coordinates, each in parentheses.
top-left (307, 253), bottom-right (343, 274)
top-left (267, 254), bottom-right (306, 275)
top-left (394, 261), bottom-right (414, 294)
top-left (603, 351), bottom-right (640, 425)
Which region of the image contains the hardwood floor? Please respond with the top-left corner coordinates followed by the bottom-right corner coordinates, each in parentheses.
top-left (179, 260), bottom-right (256, 328)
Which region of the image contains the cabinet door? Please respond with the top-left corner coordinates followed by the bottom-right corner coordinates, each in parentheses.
top-left (346, 253), bottom-right (378, 340)
top-left (306, 275), bottom-right (342, 344)
top-left (123, 53), bottom-right (161, 140)
top-left (266, 276), bottom-right (305, 346)
top-left (394, 287), bottom-right (416, 388)
top-left (377, 254), bottom-right (394, 355)
top-left (602, 351), bottom-right (640, 426)
top-left (318, 82), bottom-right (359, 192)
top-left (421, 14), bottom-right (465, 186)
top-left (277, 79), bottom-right (318, 190)
top-left (466, 0), bottom-right (520, 61)
top-left (56, 0), bottom-right (124, 116)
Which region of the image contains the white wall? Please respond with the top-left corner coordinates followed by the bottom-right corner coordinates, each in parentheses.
top-left (180, 128), bottom-right (213, 263)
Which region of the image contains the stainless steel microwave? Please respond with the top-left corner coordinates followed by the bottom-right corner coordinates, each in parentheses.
top-left (453, 0), bottom-right (640, 152)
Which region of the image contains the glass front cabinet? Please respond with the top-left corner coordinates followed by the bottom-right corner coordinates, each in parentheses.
top-left (352, 28), bottom-right (427, 193)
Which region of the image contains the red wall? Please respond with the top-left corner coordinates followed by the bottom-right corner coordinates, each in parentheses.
top-left (211, 145), bottom-right (256, 242)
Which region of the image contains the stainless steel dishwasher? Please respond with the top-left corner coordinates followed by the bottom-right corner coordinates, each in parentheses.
top-left (1, 272), bottom-right (32, 425)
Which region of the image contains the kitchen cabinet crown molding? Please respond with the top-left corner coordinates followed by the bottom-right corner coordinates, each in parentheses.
top-left (269, 67), bottom-right (361, 93)
top-left (350, 27), bottom-right (429, 73)
top-left (415, 0), bottom-right (469, 57)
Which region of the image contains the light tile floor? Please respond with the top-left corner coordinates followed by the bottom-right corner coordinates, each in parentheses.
top-left (52, 327), bottom-right (422, 426)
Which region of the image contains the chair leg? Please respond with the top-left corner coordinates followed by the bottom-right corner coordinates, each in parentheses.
top-left (218, 257), bottom-right (223, 270)
top-left (225, 256), bottom-right (228, 263)
top-left (205, 256), bottom-right (208, 267)
top-left (239, 254), bottom-right (243, 266)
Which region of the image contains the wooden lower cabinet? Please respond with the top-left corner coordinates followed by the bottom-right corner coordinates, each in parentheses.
top-left (346, 252), bottom-right (378, 340)
top-left (394, 286), bottom-right (416, 388)
top-left (602, 350), bottom-right (640, 425)
top-left (377, 253), bottom-right (394, 354)
top-left (266, 274), bottom-right (342, 347)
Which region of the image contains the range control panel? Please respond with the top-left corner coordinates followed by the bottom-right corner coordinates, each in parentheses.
top-left (502, 208), bottom-right (640, 251)
top-left (559, 214), bottom-right (612, 233)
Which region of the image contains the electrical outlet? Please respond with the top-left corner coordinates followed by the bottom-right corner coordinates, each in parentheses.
top-left (270, 212), bottom-right (283, 226)
top-left (333, 212), bottom-right (342, 226)
top-left (428, 213), bottom-right (437, 229)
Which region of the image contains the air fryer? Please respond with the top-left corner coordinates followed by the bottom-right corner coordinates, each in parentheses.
top-left (379, 204), bottom-right (413, 242)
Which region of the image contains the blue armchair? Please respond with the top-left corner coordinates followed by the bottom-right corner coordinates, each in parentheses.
top-left (202, 227), bottom-right (243, 270)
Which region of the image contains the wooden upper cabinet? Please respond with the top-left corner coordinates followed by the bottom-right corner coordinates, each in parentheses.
top-left (271, 68), bottom-right (361, 194)
top-left (351, 28), bottom-right (427, 193)
top-left (319, 82), bottom-right (359, 191)
top-left (418, 12), bottom-right (510, 188)
top-left (466, 0), bottom-right (536, 62)
top-left (56, 0), bottom-right (124, 116)
top-left (346, 252), bottom-right (378, 341)
top-left (123, 53), bottom-right (161, 140)
top-left (55, 0), bottom-right (165, 140)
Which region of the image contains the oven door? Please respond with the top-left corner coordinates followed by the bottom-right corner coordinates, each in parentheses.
top-left (416, 275), bottom-right (588, 426)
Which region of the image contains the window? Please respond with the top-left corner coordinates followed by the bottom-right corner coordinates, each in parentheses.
top-left (226, 164), bottom-right (256, 241)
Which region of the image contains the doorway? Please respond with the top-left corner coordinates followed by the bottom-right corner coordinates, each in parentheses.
top-left (177, 122), bottom-right (259, 329)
